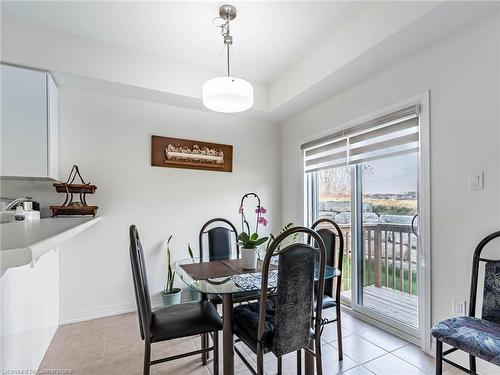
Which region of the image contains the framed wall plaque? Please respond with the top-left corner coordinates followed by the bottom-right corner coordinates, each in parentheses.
top-left (151, 135), bottom-right (233, 172)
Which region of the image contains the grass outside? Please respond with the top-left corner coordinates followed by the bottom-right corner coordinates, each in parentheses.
top-left (319, 197), bottom-right (417, 216)
top-left (364, 198), bottom-right (417, 216)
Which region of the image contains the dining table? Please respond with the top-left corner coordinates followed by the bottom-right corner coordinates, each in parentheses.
top-left (175, 256), bottom-right (340, 375)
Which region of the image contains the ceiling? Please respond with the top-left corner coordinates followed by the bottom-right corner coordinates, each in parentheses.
top-left (2, 1), bottom-right (498, 122)
top-left (0, 1), bottom-right (367, 84)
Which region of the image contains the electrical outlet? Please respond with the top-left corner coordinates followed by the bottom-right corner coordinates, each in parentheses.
top-left (453, 299), bottom-right (466, 316)
top-left (468, 171), bottom-right (484, 190)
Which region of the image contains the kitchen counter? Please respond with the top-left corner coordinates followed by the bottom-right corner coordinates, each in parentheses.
top-left (0, 217), bottom-right (101, 272)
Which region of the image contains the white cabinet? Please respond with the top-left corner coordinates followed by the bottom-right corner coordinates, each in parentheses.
top-left (0, 249), bottom-right (59, 371)
top-left (1, 64), bottom-right (58, 180)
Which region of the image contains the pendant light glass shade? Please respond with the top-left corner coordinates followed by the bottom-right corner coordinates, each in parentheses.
top-left (202, 76), bottom-right (253, 113)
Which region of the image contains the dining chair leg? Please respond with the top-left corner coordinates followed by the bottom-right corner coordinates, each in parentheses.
top-left (257, 344), bottom-right (264, 375)
top-left (336, 304), bottom-right (343, 361)
top-left (213, 331), bottom-right (219, 375)
top-left (469, 354), bottom-right (476, 373)
top-left (296, 350), bottom-right (302, 375)
top-left (207, 333), bottom-right (211, 361)
top-left (435, 340), bottom-right (443, 375)
top-left (143, 340), bottom-right (151, 375)
top-left (277, 356), bottom-right (282, 375)
top-left (315, 338), bottom-right (323, 375)
top-left (201, 333), bottom-right (208, 365)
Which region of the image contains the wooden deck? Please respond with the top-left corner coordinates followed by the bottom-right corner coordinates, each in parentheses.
top-left (343, 285), bottom-right (419, 328)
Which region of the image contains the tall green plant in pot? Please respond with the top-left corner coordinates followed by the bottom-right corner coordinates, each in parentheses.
top-left (237, 193), bottom-right (269, 269)
top-left (161, 235), bottom-right (182, 306)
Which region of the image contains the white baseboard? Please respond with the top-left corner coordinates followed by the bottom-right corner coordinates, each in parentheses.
top-left (59, 296), bottom-right (164, 325)
top-left (59, 291), bottom-right (194, 325)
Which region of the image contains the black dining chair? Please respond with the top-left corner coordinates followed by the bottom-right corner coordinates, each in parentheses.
top-left (199, 217), bottom-right (240, 262)
top-left (432, 231), bottom-right (500, 374)
top-left (129, 225), bottom-right (223, 375)
top-left (198, 217), bottom-right (260, 363)
top-left (310, 218), bottom-right (345, 361)
top-left (199, 217), bottom-right (263, 304)
top-left (232, 226), bottom-right (327, 375)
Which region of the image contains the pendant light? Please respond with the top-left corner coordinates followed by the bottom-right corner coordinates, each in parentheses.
top-left (202, 4), bottom-right (253, 113)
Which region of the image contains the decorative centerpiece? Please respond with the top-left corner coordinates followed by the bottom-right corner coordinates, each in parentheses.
top-left (237, 193), bottom-right (269, 269)
top-left (50, 165), bottom-right (98, 217)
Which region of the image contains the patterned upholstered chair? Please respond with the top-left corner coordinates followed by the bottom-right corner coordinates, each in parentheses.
top-left (232, 226), bottom-right (327, 375)
top-left (432, 231), bottom-right (500, 374)
top-left (310, 218), bottom-right (345, 361)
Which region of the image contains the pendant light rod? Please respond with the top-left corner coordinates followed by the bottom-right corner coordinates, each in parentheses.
top-left (220, 4), bottom-right (235, 78)
top-left (227, 44), bottom-right (230, 77)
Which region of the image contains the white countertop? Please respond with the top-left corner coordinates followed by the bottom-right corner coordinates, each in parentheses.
top-left (0, 217), bottom-right (101, 272)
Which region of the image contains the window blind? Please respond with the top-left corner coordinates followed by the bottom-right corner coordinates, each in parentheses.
top-left (303, 105), bottom-right (419, 173)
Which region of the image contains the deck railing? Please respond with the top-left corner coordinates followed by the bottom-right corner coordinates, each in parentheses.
top-left (338, 223), bottom-right (418, 296)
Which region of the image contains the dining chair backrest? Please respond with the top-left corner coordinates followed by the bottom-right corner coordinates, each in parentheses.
top-left (199, 218), bottom-right (239, 261)
top-left (259, 226), bottom-right (326, 357)
top-left (129, 225), bottom-right (152, 340)
top-left (310, 218), bottom-right (344, 298)
top-left (469, 231), bottom-right (500, 324)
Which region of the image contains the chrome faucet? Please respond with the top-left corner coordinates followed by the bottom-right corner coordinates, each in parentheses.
top-left (1, 197), bottom-right (33, 212)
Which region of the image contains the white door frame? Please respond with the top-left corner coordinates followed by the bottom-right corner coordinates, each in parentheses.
top-left (301, 92), bottom-right (432, 352)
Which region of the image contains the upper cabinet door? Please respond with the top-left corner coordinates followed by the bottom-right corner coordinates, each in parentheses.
top-left (1, 64), bottom-right (51, 178)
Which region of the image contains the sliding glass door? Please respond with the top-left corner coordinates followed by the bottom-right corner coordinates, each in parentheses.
top-left (355, 153), bottom-right (419, 333)
top-left (304, 105), bottom-right (423, 339)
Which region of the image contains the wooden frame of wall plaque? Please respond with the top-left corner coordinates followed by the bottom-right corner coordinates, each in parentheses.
top-left (151, 135), bottom-right (233, 172)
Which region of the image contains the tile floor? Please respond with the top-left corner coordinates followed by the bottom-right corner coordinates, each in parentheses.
top-left (39, 310), bottom-right (456, 375)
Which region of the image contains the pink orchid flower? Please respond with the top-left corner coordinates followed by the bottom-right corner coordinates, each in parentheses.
top-left (255, 206), bottom-right (268, 214)
top-left (257, 217), bottom-right (268, 226)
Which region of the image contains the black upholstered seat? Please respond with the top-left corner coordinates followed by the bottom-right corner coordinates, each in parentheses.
top-left (234, 299), bottom-right (277, 353)
top-left (234, 299), bottom-right (315, 355)
top-left (150, 301), bottom-right (222, 342)
top-left (320, 294), bottom-right (336, 309)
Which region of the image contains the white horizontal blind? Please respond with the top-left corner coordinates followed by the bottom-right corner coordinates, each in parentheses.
top-left (303, 105), bottom-right (419, 173)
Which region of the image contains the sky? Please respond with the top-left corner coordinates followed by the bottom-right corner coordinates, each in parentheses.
top-left (362, 152), bottom-right (418, 194)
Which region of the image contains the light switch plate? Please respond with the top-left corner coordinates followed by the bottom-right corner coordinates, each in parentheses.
top-left (453, 299), bottom-right (466, 316)
top-left (468, 170), bottom-right (484, 190)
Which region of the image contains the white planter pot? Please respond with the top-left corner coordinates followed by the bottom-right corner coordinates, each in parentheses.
top-left (241, 247), bottom-right (258, 269)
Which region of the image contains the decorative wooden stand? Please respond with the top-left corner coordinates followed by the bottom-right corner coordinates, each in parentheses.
top-left (50, 165), bottom-right (98, 217)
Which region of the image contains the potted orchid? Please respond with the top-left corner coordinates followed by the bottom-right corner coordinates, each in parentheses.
top-left (160, 235), bottom-right (182, 306)
top-left (237, 193), bottom-right (269, 269)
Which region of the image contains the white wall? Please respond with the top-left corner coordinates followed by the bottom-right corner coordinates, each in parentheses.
top-left (280, 12), bottom-right (500, 370)
top-left (52, 89), bottom-right (280, 323)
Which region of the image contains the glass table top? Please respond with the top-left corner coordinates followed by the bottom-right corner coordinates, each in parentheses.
top-left (175, 256), bottom-right (340, 295)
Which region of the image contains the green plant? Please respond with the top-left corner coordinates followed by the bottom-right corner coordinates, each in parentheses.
top-left (187, 243), bottom-right (195, 262)
top-left (266, 222), bottom-right (299, 250)
top-left (237, 232), bottom-right (269, 249)
top-left (163, 235), bottom-right (176, 294)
